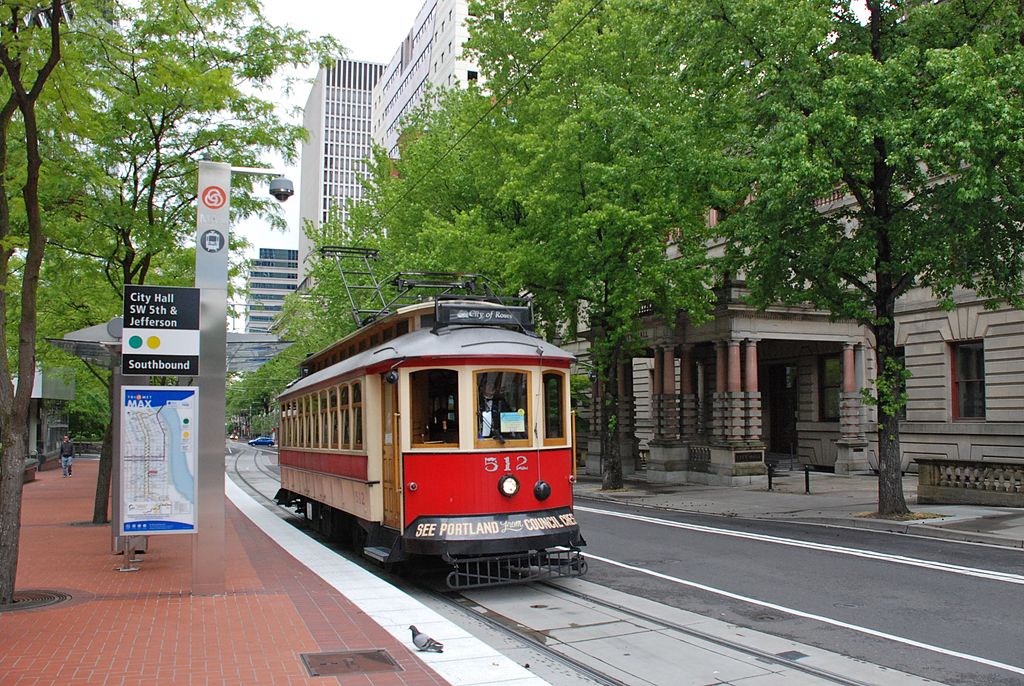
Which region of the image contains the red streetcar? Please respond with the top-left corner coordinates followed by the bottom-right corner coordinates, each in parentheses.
top-left (274, 248), bottom-right (585, 588)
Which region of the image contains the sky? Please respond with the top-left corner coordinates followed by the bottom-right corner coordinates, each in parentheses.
top-left (233, 1), bottom-right (425, 260)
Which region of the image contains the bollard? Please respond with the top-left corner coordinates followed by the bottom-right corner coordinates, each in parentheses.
top-left (804, 464), bottom-right (811, 494)
top-left (767, 464), bottom-right (774, 491)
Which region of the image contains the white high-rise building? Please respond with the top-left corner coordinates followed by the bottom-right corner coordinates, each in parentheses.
top-left (245, 248), bottom-right (299, 333)
top-left (371, 0), bottom-right (480, 158)
top-left (298, 59), bottom-right (384, 279)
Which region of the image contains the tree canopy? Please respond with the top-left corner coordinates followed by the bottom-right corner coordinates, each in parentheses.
top-left (0, 0), bottom-right (338, 605)
top-left (665, 0), bottom-right (1024, 513)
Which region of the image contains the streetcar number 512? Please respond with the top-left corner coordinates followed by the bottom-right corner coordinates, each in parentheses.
top-left (484, 455), bottom-right (528, 472)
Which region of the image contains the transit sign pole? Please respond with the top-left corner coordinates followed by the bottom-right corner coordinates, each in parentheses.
top-left (192, 160), bottom-right (290, 595)
top-left (193, 159), bottom-right (231, 595)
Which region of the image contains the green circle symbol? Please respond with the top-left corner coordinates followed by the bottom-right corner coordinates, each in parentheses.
top-left (128, 335), bottom-right (143, 349)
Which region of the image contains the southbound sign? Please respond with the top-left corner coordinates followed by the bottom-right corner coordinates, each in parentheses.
top-left (122, 285), bottom-right (200, 376)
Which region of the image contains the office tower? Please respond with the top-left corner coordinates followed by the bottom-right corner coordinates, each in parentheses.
top-left (371, 0), bottom-right (480, 159)
top-left (245, 248), bottom-right (298, 333)
top-left (298, 59), bottom-right (384, 280)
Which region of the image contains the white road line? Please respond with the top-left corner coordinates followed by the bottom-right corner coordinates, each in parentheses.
top-left (576, 505), bottom-right (1024, 585)
top-left (585, 551), bottom-right (1024, 677)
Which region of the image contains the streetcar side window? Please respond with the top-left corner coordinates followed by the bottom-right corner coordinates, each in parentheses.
top-left (311, 393), bottom-right (321, 448)
top-left (475, 371), bottom-right (529, 447)
top-left (301, 396), bottom-right (311, 448)
top-left (410, 369), bottom-right (459, 447)
top-left (352, 382), bottom-right (363, 450)
top-left (340, 385), bottom-right (351, 447)
top-left (543, 372), bottom-right (566, 444)
top-left (328, 388), bottom-right (338, 449)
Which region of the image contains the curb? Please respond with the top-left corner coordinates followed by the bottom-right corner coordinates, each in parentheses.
top-left (575, 489), bottom-right (1024, 550)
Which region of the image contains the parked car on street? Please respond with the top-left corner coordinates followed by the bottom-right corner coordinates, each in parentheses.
top-left (248, 436), bottom-right (275, 446)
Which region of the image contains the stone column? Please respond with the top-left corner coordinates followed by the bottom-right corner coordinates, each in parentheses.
top-left (679, 345), bottom-right (698, 439)
top-left (744, 339), bottom-right (762, 442)
top-left (836, 342), bottom-right (869, 474)
top-left (652, 347), bottom-right (664, 438)
top-left (617, 360), bottom-right (638, 473)
top-left (727, 339), bottom-right (743, 441)
top-left (662, 346), bottom-right (678, 439)
top-left (855, 343), bottom-right (869, 436)
top-left (713, 341), bottom-right (727, 441)
top-left (840, 343), bottom-right (859, 440)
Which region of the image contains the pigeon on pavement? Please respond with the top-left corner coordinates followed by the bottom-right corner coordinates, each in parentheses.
top-left (409, 625), bottom-right (444, 653)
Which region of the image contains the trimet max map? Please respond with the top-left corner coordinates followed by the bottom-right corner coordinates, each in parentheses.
top-left (120, 386), bottom-right (198, 534)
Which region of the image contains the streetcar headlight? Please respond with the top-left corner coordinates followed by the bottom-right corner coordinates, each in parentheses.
top-left (534, 480), bottom-right (551, 501)
top-left (498, 474), bottom-right (520, 497)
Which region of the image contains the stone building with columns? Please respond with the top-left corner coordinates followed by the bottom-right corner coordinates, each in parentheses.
top-left (584, 275), bottom-right (1024, 486)
top-left (587, 283), bottom-right (876, 486)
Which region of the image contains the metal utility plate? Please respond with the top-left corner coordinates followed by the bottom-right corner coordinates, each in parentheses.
top-left (300, 650), bottom-right (402, 677)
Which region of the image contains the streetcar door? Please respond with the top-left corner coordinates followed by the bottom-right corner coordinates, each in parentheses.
top-left (381, 378), bottom-right (401, 529)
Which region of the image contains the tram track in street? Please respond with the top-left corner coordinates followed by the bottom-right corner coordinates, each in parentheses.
top-left (532, 580), bottom-right (882, 686)
top-left (225, 447), bottom-right (911, 686)
top-left (228, 444), bottom-right (288, 509)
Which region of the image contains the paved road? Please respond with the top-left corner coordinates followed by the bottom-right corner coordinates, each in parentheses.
top-left (227, 442), bottom-right (970, 685)
top-left (574, 501), bottom-right (1024, 686)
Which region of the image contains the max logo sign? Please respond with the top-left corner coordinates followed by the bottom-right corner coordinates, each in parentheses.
top-left (125, 395), bottom-right (154, 408)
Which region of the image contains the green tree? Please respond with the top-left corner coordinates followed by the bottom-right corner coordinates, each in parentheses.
top-left (465, 0), bottom-right (713, 489)
top-left (338, 2), bottom-right (713, 491)
top-left (1, 0), bottom-right (337, 605)
top-left (670, 0), bottom-right (1024, 514)
top-left (0, 0), bottom-right (69, 607)
top-left (40, 0), bottom-right (336, 525)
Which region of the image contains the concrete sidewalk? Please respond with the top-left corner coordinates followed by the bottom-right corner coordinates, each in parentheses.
top-left (574, 469), bottom-right (1024, 549)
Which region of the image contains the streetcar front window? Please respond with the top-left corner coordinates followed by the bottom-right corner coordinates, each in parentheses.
top-left (543, 372), bottom-right (566, 444)
top-left (476, 371), bottom-right (529, 446)
top-left (411, 369), bottom-right (459, 447)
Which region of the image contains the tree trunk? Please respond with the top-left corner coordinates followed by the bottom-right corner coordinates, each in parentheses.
top-left (873, 318), bottom-right (910, 516)
top-left (601, 355), bottom-right (623, 490)
top-left (93, 419), bottom-right (113, 525)
top-left (0, 0), bottom-right (66, 605)
top-left (0, 428), bottom-right (28, 605)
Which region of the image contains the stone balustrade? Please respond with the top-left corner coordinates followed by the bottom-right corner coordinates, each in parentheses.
top-left (917, 458), bottom-right (1024, 507)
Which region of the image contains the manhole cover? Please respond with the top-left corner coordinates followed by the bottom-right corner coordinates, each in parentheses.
top-left (301, 650), bottom-right (402, 677)
top-left (0, 590), bottom-right (72, 612)
top-left (776, 650), bottom-right (809, 661)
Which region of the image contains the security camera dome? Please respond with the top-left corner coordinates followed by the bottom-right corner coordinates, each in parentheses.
top-left (268, 177), bottom-right (294, 202)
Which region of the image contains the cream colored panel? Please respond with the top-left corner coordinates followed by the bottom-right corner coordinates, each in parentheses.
top-left (281, 467), bottom-right (376, 521)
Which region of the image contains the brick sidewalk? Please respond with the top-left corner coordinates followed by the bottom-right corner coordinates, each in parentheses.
top-left (0, 460), bottom-right (450, 686)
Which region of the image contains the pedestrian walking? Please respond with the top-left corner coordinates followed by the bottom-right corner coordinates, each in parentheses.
top-left (59, 435), bottom-right (75, 477)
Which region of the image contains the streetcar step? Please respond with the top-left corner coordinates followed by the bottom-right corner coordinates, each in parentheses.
top-left (362, 546), bottom-right (391, 562)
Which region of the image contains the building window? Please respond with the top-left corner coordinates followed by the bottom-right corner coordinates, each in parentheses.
top-left (952, 341), bottom-right (985, 419)
top-left (819, 355), bottom-right (841, 422)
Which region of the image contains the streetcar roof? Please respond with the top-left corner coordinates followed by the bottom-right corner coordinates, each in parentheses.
top-left (281, 325), bottom-right (573, 398)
